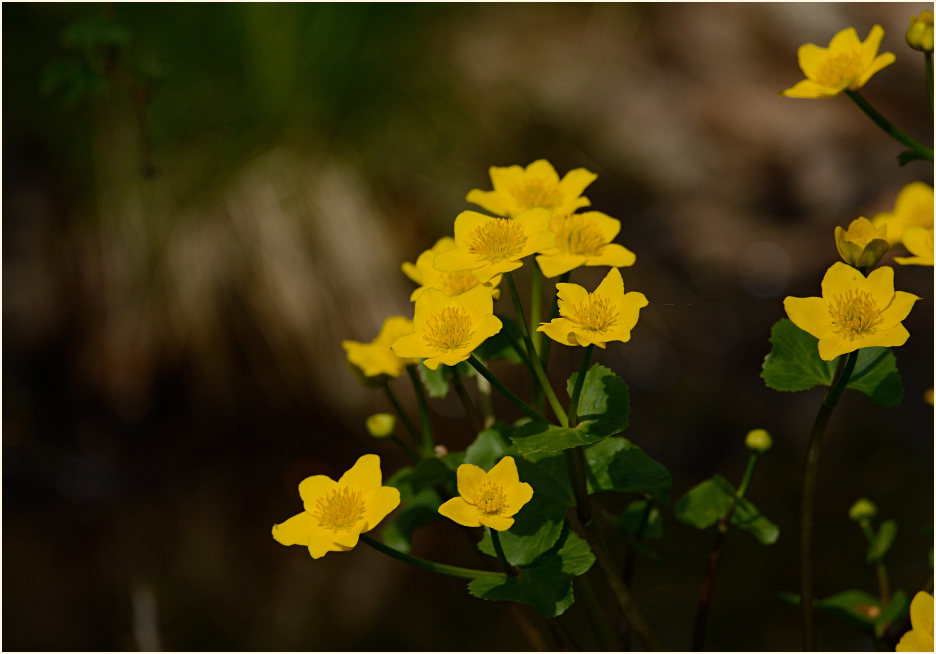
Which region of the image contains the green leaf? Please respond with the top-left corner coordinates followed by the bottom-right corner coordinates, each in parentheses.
top-left (674, 475), bottom-right (778, 545)
top-left (468, 524), bottom-right (595, 618)
top-left (477, 455), bottom-right (574, 566)
top-left (418, 363), bottom-right (449, 399)
top-left (584, 437), bottom-right (672, 504)
top-left (867, 519), bottom-right (897, 563)
top-left (761, 319), bottom-right (903, 406)
top-left (382, 465), bottom-right (443, 553)
top-left (463, 423), bottom-right (511, 470)
top-left (474, 314), bottom-right (525, 364)
top-left (567, 363), bottom-right (630, 437)
top-left (409, 457), bottom-right (455, 494)
top-left (816, 590), bottom-right (882, 629)
top-left (510, 421), bottom-right (597, 457)
top-left (614, 499), bottom-right (664, 540)
top-left (875, 590), bottom-right (910, 638)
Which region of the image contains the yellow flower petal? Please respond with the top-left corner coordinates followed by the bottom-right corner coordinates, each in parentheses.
top-left (363, 486), bottom-right (402, 531)
top-left (910, 591), bottom-right (935, 640)
top-left (456, 463), bottom-right (487, 500)
top-left (486, 455), bottom-right (521, 487)
top-left (298, 475), bottom-right (338, 511)
top-left (797, 43), bottom-right (830, 80)
top-left (594, 266), bottom-right (625, 298)
top-left (338, 453), bottom-right (383, 492)
top-left (589, 243), bottom-right (637, 268)
top-left (526, 159), bottom-right (561, 184)
top-left (896, 629), bottom-right (935, 652)
top-left (559, 169), bottom-right (598, 206)
top-left (820, 261), bottom-right (865, 299)
top-left (782, 79), bottom-right (843, 99)
top-left (783, 296), bottom-right (836, 340)
top-left (877, 290), bottom-right (919, 330)
top-left (438, 496), bottom-right (482, 527)
top-left (537, 317), bottom-right (580, 346)
top-left (854, 52), bottom-right (895, 88)
top-left (536, 253), bottom-right (586, 278)
top-left (828, 26), bottom-right (860, 52)
top-left (271, 512), bottom-right (316, 547)
top-left (479, 514), bottom-right (515, 531)
top-left (465, 189), bottom-right (509, 217)
top-left (556, 282), bottom-right (589, 307)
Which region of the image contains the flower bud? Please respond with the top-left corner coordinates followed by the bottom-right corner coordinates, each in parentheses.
top-left (849, 498), bottom-right (878, 522)
top-left (365, 413), bottom-right (396, 439)
top-left (745, 428), bottom-right (773, 453)
top-left (835, 217), bottom-right (890, 269)
top-left (906, 11), bottom-right (934, 52)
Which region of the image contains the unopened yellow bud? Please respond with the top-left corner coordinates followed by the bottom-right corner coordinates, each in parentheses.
top-left (834, 217), bottom-right (890, 269)
top-left (365, 413), bottom-right (396, 439)
top-left (849, 498), bottom-right (878, 522)
top-left (745, 428), bottom-right (773, 453)
top-left (906, 11), bottom-right (934, 52)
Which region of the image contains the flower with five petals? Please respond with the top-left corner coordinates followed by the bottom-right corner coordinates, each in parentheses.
top-left (402, 237), bottom-right (501, 301)
top-left (872, 182), bottom-right (934, 246)
top-left (535, 211), bottom-right (636, 278)
top-left (342, 316), bottom-right (420, 381)
top-left (438, 456), bottom-right (533, 531)
top-left (466, 159), bottom-right (596, 218)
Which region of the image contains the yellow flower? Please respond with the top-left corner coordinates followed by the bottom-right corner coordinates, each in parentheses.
top-left (466, 159), bottom-right (597, 218)
top-left (433, 209), bottom-right (555, 283)
top-left (272, 454), bottom-right (401, 559)
top-left (895, 227), bottom-right (935, 266)
top-left (342, 316), bottom-right (420, 380)
top-left (537, 267), bottom-right (648, 349)
top-left (906, 11), bottom-right (934, 52)
top-left (438, 456), bottom-right (533, 531)
top-left (365, 413), bottom-right (395, 439)
top-left (873, 182), bottom-right (935, 245)
top-left (781, 25), bottom-right (895, 98)
top-left (535, 211), bottom-right (637, 278)
top-left (390, 284), bottom-right (503, 370)
top-left (783, 262), bottom-right (918, 361)
top-left (834, 217), bottom-right (890, 269)
top-left (896, 591), bottom-right (934, 652)
top-left (402, 237), bottom-right (501, 301)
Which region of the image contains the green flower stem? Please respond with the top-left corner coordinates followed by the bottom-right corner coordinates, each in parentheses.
top-left (467, 354), bottom-right (550, 424)
top-left (530, 263), bottom-right (543, 354)
top-left (692, 452), bottom-right (760, 651)
top-left (580, 517), bottom-right (660, 651)
top-left (405, 365), bottom-right (435, 456)
top-left (505, 273), bottom-right (569, 426)
top-left (390, 434), bottom-right (420, 464)
top-left (845, 90), bottom-right (934, 162)
top-left (800, 350), bottom-right (859, 651)
top-left (858, 521), bottom-right (892, 606)
top-left (360, 534), bottom-right (506, 580)
top-left (566, 346), bottom-right (596, 525)
top-left (489, 528), bottom-right (517, 577)
top-left (475, 374), bottom-right (496, 429)
top-left (452, 367), bottom-right (484, 434)
top-left (926, 52), bottom-right (933, 114)
top-left (569, 345), bottom-right (594, 427)
top-left (538, 271), bottom-right (571, 371)
top-left (383, 383), bottom-right (420, 448)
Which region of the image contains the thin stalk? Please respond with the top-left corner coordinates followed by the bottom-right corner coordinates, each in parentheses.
top-left (489, 528), bottom-right (516, 576)
top-left (405, 365), bottom-right (435, 456)
top-left (476, 374), bottom-right (496, 428)
top-left (467, 355), bottom-right (550, 424)
top-left (569, 345), bottom-right (594, 427)
top-left (845, 90), bottom-right (934, 161)
top-left (859, 521), bottom-right (892, 607)
top-left (692, 452), bottom-right (761, 651)
top-left (361, 534), bottom-right (506, 580)
top-left (384, 383), bottom-right (420, 447)
top-left (926, 52), bottom-right (933, 114)
top-left (538, 271), bottom-right (571, 370)
top-left (566, 346), bottom-right (595, 526)
top-left (530, 263), bottom-right (543, 354)
top-left (390, 435), bottom-right (420, 463)
top-left (800, 350), bottom-right (859, 651)
top-left (452, 367), bottom-right (484, 433)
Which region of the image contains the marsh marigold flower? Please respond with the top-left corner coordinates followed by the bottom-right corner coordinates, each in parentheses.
top-left (438, 456), bottom-right (533, 531)
top-left (896, 591), bottom-right (935, 652)
top-left (535, 211), bottom-right (637, 278)
top-left (538, 267), bottom-right (648, 348)
top-left (906, 11), bottom-right (934, 52)
top-left (873, 182), bottom-right (935, 246)
top-left (895, 227), bottom-right (935, 267)
top-left (781, 25), bottom-right (895, 99)
top-left (466, 159), bottom-right (597, 218)
top-left (272, 454), bottom-right (401, 559)
top-left (390, 284), bottom-right (502, 370)
top-left (835, 217), bottom-right (890, 269)
top-left (434, 209), bottom-right (555, 283)
top-left (783, 262), bottom-right (918, 361)
top-left (402, 236), bottom-right (501, 301)
top-left (342, 316), bottom-right (420, 380)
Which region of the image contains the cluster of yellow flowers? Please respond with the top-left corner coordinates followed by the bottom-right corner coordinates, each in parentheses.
top-left (275, 159), bottom-right (647, 559)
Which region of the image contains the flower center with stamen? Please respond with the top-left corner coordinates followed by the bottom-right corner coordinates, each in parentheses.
top-left (564, 293), bottom-right (619, 332)
top-left (552, 214), bottom-right (606, 256)
top-left (423, 306), bottom-right (474, 351)
top-left (510, 179), bottom-right (563, 212)
top-left (829, 289), bottom-right (882, 340)
top-left (440, 271), bottom-right (480, 297)
top-left (474, 481), bottom-right (507, 515)
top-left (467, 218), bottom-right (528, 263)
top-left (815, 51), bottom-right (862, 86)
top-left (314, 487), bottom-right (366, 532)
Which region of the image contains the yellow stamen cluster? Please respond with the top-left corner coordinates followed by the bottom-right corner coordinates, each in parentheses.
top-left (565, 294), bottom-right (619, 332)
top-left (552, 214), bottom-right (606, 256)
top-left (467, 218), bottom-right (528, 262)
top-left (474, 481), bottom-right (507, 515)
top-left (440, 270), bottom-right (481, 297)
top-left (829, 289), bottom-right (881, 340)
top-left (314, 487), bottom-right (366, 532)
top-left (816, 51), bottom-right (862, 86)
top-left (423, 306), bottom-right (475, 351)
top-left (510, 179), bottom-right (563, 211)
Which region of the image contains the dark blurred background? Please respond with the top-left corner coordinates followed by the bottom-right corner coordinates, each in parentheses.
top-left (3, 3), bottom-right (933, 651)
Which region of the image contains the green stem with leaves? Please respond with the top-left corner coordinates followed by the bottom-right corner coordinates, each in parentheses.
top-left (489, 528), bottom-right (517, 576)
top-left (361, 534), bottom-right (506, 580)
top-left (800, 350), bottom-right (859, 651)
top-left (845, 90), bottom-right (934, 162)
top-left (452, 366), bottom-right (484, 434)
top-left (467, 354), bottom-right (549, 424)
